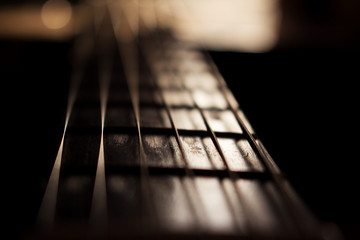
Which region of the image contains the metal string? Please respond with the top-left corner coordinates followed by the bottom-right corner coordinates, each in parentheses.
top-left (154, 0), bottom-right (251, 233)
top-left (141, 47), bottom-right (208, 230)
top-left (134, 0), bottom-right (214, 231)
top-left (36, 33), bottom-right (92, 231)
top-left (203, 44), bottom-right (310, 234)
top-left (89, 15), bottom-right (112, 235)
top-left (107, 0), bottom-right (158, 226)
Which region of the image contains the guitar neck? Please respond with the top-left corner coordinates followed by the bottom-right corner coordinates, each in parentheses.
top-left (31, 2), bottom-right (330, 240)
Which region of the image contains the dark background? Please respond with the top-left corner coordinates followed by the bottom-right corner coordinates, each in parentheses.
top-left (2, 0), bottom-right (360, 239)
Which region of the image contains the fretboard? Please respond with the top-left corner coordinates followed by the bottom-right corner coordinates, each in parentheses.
top-left (32, 1), bottom-right (325, 239)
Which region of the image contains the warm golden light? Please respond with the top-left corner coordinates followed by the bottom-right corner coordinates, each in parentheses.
top-left (41, 0), bottom-right (72, 30)
top-left (155, 0), bottom-right (281, 52)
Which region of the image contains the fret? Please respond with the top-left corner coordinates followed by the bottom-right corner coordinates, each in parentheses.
top-left (109, 0), bottom-right (160, 228)
top-left (202, 46), bottom-right (324, 236)
top-left (142, 23), bottom-right (250, 231)
top-left (142, 2), bottom-right (218, 230)
top-left (145, 26), bottom-right (273, 233)
top-left (205, 52), bottom-right (313, 234)
top-left (151, 67), bottom-right (211, 232)
top-left (67, 125), bottom-right (248, 140)
top-left (58, 165), bottom-right (271, 179)
top-left (148, 40), bottom-right (249, 237)
top-left (143, 31), bottom-right (290, 233)
top-left (147, 0), bottom-right (317, 233)
top-left (195, 78), bottom-right (254, 234)
top-left (31, 1), bottom-right (328, 239)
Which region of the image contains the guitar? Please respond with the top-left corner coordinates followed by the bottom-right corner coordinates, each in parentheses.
top-left (24, 2), bottom-right (342, 240)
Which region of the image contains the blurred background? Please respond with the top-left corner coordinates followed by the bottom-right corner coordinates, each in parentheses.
top-left (1, 0), bottom-right (359, 239)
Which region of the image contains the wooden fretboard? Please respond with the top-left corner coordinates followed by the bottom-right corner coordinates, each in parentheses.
top-left (30, 1), bottom-right (329, 239)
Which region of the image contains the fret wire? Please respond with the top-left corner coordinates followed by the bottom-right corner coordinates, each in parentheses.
top-left (106, 101), bottom-right (233, 111)
top-left (59, 165), bottom-right (271, 179)
top-left (148, 58), bottom-right (209, 230)
top-left (67, 125), bottom-right (248, 140)
top-left (31, 1), bottom-right (326, 237)
top-left (139, 0), bottom-right (210, 230)
top-left (187, 82), bottom-right (251, 233)
top-left (172, 1), bottom-right (315, 233)
top-left (203, 51), bottom-right (309, 233)
top-left (170, 0), bottom-right (297, 208)
top-left (154, 0), bottom-right (252, 232)
top-left (144, 1), bottom-right (247, 232)
top-left (147, 0), bottom-right (193, 173)
top-left (161, 0), bottom-right (231, 174)
top-left (107, 0), bottom-right (158, 226)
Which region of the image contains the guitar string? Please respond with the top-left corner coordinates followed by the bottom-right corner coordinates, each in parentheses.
top-left (141, 0), bottom-right (211, 230)
top-left (161, 44), bottom-right (248, 232)
top-left (140, 0), bottom-right (247, 232)
top-left (169, 0), bottom-right (310, 234)
top-left (203, 53), bottom-right (310, 233)
top-left (37, 0), bottom-right (319, 237)
top-left (184, 13), bottom-right (318, 232)
top-left (36, 29), bottom-right (93, 230)
top-left (107, 0), bottom-right (158, 226)
top-left (89, 5), bottom-right (112, 234)
top-left (157, 0), bottom-right (252, 233)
